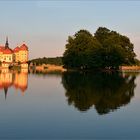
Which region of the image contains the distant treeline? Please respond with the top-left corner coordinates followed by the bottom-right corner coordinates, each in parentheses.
top-left (28, 57), bottom-right (63, 66)
top-left (28, 55), bottom-right (140, 67)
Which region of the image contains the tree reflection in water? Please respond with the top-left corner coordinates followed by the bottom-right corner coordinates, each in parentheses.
top-left (62, 71), bottom-right (137, 115)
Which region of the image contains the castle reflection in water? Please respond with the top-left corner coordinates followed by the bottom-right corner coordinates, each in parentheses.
top-left (0, 69), bottom-right (28, 99)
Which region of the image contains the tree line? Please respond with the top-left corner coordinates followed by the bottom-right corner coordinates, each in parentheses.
top-left (28, 57), bottom-right (62, 66)
top-left (29, 27), bottom-right (140, 69)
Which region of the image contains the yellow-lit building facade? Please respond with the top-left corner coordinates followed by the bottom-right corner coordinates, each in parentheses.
top-left (0, 38), bottom-right (29, 66)
top-left (0, 48), bottom-right (13, 63)
top-left (13, 44), bottom-right (28, 63)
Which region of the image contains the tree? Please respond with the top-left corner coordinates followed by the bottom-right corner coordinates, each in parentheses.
top-left (94, 27), bottom-right (136, 66)
top-left (63, 27), bottom-right (136, 70)
top-left (63, 30), bottom-right (101, 69)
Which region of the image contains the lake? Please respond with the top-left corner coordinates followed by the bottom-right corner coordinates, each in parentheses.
top-left (0, 69), bottom-right (140, 139)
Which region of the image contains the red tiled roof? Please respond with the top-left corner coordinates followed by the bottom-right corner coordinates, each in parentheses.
top-left (0, 45), bottom-right (13, 54)
top-left (0, 43), bottom-right (28, 53)
top-left (20, 44), bottom-right (28, 51)
top-left (0, 46), bottom-right (5, 52)
top-left (2, 48), bottom-right (13, 54)
top-left (13, 46), bottom-right (20, 53)
top-left (0, 46), bottom-right (5, 49)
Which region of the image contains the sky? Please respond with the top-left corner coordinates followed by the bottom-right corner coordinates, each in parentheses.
top-left (0, 0), bottom-right (140, 59)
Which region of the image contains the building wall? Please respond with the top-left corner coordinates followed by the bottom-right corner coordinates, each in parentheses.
top-left (0, 53), bottom-right (13, 63)
top-left (14, 52), bottom-right (19, 62)
top-left (0, 52), bottom-right (2, 61)
top-left (21, 63), bottom-right (28, 68)
top-left (14, 50), bottom-right (28, 63)
top-left (1, 63), bottom-right (10, 68)
top-left (0, 47), bottom-right (28, 63)
top-left (18, 50), bottom-right (28, 62)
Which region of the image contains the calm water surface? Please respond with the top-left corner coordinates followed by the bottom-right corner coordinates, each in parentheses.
top-left (0, 69), bottom-right (140, 139)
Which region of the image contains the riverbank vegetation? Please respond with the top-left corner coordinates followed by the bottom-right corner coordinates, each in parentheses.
top-left (28, 57), bottom-right (62, 66)
top-left (63, 27), bottom-right (139, 70)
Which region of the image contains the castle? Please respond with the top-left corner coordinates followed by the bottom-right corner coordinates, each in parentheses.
top-left (0, 37), bottom-right (28, 68)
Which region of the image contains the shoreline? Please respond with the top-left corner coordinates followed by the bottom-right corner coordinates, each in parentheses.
top-left (32, 65), bottom-right (140, 73)
top-left (1, 64), bottom-right (140, 73)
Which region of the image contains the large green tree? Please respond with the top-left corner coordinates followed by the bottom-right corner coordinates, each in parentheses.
top-left (63, 30), bottom-right (101, 69)
top-left (63, 27), bottom-right (136, 70)
top-left (95, 27), bottom-right (136, 66)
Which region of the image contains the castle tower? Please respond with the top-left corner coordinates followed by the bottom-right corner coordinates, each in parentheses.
top-left (5, 37), bottom-right (9, 49)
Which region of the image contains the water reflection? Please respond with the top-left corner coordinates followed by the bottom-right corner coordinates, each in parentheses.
top-left (29, 69), bottom-right (62, 77)
top-left (62, 71), bottom-right (137, 115)
top-left (0, 69), bottom-right (137, 115)
top-left (0, 69), bottom-right (28, 98)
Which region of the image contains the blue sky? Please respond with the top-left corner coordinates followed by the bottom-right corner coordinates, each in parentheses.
top-left (0, 1), bottom-right (140, 59)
